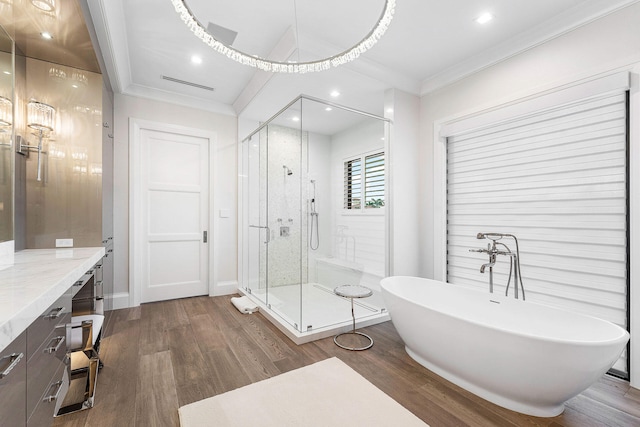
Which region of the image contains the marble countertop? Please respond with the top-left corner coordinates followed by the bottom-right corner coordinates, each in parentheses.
top-left (0, 247), bottom-right (105, 353)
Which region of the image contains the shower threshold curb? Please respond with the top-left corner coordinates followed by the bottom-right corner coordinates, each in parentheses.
top-left (238, 288), bottom-right (390, 345)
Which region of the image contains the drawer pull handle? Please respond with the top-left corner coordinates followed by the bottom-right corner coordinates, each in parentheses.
top-left (44, 336), bottom-right (65, 354)
top-left (43, 380), bottom-right (64, 403)
top-left (44, 307), bottom-right (65, 320)
top-left (0, 353), bottom-right (24, 379)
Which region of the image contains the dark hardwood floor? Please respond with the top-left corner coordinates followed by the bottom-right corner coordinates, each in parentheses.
top-left (52, 295), bottom-right (640, 427)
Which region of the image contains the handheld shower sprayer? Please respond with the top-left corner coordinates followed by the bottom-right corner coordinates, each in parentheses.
top-left (477, 232), bottom-right (508, 241)
top-left (310, 179), bottom-right (319, 250)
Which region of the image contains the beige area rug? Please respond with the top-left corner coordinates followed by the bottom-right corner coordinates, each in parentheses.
top-left (179, 357), bottom-right (429, 427)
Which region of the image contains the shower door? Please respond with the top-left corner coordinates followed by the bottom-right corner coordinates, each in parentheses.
top-left (246, 127), bottom-right (269, 304)
top-left (246, 120), bottom-right (305, 331)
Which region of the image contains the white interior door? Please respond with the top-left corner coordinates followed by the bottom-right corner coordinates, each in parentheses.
top-left (139, 126), bottom-right (209, 303)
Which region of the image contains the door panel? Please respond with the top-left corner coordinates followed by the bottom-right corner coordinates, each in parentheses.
top-left (140, 128), bottom-right (209, 303)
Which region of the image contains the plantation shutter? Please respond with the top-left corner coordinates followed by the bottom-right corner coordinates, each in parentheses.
top-left (365, 152), bottom-right (385, 207)
top-left (445, 85), bottom-right (629, 375)
top-left (344, 158), bottom-right (362, 209)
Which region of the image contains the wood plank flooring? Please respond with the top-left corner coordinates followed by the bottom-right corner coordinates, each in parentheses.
top-left (52, 295), bottom-right (640, 427)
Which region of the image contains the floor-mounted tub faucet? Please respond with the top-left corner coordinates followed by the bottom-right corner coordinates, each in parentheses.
top-left (470, 233), bottom-right (526, 300)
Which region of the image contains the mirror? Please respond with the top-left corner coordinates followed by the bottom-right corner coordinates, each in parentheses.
top-left (0, 24), bottom-right (13, 244)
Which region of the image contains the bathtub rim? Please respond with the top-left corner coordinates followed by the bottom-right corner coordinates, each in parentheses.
top-left (380, 275), bottom-right (630, 347)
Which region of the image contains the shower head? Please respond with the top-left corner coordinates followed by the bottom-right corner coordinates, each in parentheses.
top-left (283, 165), bottom-right (293, 176)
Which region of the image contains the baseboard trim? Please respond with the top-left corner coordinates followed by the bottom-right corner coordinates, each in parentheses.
top-left (108, 292), bottom-right (131, 310)
top-left (105, 282), bottom-right (238, 310)
top-left (212, 280), bottom-right (239, 297)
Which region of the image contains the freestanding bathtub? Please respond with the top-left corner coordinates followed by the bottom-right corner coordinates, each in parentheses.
top-left (380, 276), bottom-right (630, 417)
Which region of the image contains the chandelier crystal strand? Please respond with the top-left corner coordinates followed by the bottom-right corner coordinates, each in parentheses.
top-left (170, 0), bottom-right (395, 73)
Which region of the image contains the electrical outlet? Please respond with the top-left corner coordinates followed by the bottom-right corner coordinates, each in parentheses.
top-left (55, 238), bottom-right (73, 248)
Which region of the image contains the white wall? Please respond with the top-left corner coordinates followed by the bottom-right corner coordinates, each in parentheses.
top-left (307, 131), bottom-right (332, 280)
top-left (419, 3), bottom-right (640, 387)
top-left (112, 94), bottom-right (237, 307)
top-left (330, 120), bottom-right (386, 276)
top-left (385, 89), bottom-right (421, 277)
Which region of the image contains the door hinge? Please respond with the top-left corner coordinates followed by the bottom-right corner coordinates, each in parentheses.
top-left (203, 231), bottom-right (208, 243)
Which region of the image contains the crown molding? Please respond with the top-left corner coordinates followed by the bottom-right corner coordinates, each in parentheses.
top-left (123, 83), bottom-right (237, 116)
top-left (85, 0), bottom-right (133, 94)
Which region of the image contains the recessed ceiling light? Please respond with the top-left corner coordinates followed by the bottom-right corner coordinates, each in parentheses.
top-left (330, 90), bottom-right (340, 97)
top-left (71, 84), bottom-right (78, 89)
top-left (292, 116), bottom-right (300, 122)
top-left (191, 55), bottom-right (203, 65)
top-left (386, 108), bottom-right (394, 113)
top-left (475, 13), bottom-right (494, 25)
top-left (325, 107), bottom-right (332, 112)
top-left (3, 71), bottom-right (10, 75)
top-left (41, 32), bottom-right (53, 40)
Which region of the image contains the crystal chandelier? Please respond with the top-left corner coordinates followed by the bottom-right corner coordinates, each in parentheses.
top-left (170, 0), bottom-right (396, 73)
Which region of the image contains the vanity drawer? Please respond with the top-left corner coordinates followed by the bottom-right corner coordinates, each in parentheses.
top-left (71, 267), bottom-right (96, 298)
top-left (27, 362), bottom-right (69, 427)
top-left (27, 288), bottom-right (72, 360)
top-left (0, 331), bottom-right (27, 427)
top-left (26, 324), bottom-right (68, 419)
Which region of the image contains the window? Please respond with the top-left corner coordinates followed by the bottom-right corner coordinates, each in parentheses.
top-left (344, 151), bottom-right (385, 210)
top-left (445, 91), bottom-right (629, 376)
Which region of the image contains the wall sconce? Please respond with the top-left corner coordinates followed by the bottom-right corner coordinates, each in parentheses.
top-left (0, 95), bottom-right (11, 127)
top-left (19, 100), bottom-right (55, 181)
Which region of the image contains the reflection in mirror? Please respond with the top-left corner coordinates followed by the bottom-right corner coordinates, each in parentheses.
top-left (0, 24), bottom-right (13, 244)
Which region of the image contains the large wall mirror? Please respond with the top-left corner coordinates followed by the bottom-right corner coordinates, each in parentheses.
top-left (0, 24), bottom-right (13, 244)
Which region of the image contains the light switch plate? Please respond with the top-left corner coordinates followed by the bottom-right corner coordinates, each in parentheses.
top-left (55, 238), bottom-right (73, 248)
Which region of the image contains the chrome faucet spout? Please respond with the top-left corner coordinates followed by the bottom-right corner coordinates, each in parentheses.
top-left (480, 259), bottom-right (495, 273)
top-left (479, 263), bottom-right (490, 273)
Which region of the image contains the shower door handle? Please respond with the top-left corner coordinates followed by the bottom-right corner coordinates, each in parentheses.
top-left (249, 225), bottom-right (271, 244)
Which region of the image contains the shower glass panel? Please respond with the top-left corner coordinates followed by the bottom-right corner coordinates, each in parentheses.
top-left (246, 126), bottom-right (268, 305)
top-left (263, 100), bottom-right (304, 330)
top-left (242, 95), bottom-right (389, 336)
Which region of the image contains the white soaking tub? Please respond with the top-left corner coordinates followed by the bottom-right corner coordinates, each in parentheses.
top-left (380, 276), bottom-right (629, 417)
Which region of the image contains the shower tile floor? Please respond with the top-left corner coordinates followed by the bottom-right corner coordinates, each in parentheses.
top-left (248, 282), bottom-right (383, 333)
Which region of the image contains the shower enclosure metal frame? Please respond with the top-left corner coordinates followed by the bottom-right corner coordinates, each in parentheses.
top-left (238, 94), bottom-right (391, 343)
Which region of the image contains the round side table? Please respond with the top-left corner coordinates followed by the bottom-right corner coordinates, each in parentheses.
top-left (333, 284), bottom-right (374, 351)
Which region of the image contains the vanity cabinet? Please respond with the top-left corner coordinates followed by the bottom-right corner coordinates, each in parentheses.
top-left (0, 331), bottom-right (27, 427)
top-left (26, 288), bottom-right (72, 426)
top-left (0, 247), bottom-right (105, 427)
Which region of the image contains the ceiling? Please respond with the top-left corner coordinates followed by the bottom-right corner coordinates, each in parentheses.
top-left (0, 0), bottom-right (100, 73)
top-left (8, 0), bottom-right (637, 136)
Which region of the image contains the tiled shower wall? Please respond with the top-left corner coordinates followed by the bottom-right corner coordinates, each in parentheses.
top-left (264, 124), bottom-right (309, 287)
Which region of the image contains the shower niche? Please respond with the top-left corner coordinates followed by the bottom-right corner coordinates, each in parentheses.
top-left (240, 95), bottom-right (390, 343)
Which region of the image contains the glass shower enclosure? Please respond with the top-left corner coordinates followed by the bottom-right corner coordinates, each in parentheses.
top-left (240, 95), bottom-right (390, 342)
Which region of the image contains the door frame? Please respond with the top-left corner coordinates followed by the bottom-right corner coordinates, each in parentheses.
top-left (129, 118), bottom-right (217, 307)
